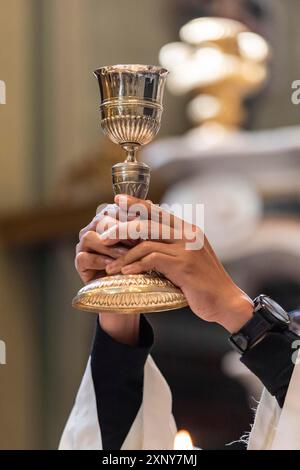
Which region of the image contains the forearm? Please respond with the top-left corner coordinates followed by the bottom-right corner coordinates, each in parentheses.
top-left (99, 313), bottom-right (141, 346)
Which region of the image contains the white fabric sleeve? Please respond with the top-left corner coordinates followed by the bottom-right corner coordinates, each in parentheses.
top-left (59, 357), bottom-right (103, 450)
top-left (60, 349), bottom-right (300, 450)
top-left (122, 356), bottom-right (177, 450)
top-left (248, 349), bottom-right (300, 449)
top-left (59, 355), bottom-right (176, 450)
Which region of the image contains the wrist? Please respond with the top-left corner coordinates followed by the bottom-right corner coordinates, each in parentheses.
top-left (99, 313), bottom-right (141, 346)
top-left (215, 290), bottom-right (254, 333)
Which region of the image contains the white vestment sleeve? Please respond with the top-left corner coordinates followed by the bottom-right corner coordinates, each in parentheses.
top-left (59, 355), bottom-right (176, 450)
top-left (59, 358), bottom-right (103, 450)
top-left (60, 349), bottom-right (300, 450)
top-left (248, 349), bottom-right (300, 450)
top-left (122, 356), bottom-right (177, 450)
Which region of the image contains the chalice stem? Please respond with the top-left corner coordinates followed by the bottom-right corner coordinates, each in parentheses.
top-left (123, 144), bottom-right (139, 163)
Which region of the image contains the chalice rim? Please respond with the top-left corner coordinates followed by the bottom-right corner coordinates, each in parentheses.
top-left (94, 64), bottom-right (168, 77)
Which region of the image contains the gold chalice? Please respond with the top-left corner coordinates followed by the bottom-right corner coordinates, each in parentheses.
top-left (72, 64), bottom-right (187, 314)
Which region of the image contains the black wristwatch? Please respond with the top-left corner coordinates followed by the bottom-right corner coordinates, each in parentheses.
top-left (229, 294), bottom-right (290, 354)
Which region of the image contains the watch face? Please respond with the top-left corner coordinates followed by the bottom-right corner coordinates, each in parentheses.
top-left (259, 296), bottom-right (290, 324)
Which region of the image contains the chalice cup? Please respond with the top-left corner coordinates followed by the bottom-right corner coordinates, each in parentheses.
top-left (72, 64), bottom-right (187, 313)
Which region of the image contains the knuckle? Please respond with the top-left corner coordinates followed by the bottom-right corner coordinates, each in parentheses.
top-left (148, 252), bottom-right (159, 263)
top-left (90, 255), bottom-right (101, 269)
top-left (75, 252), bottom-right (87, 271)
top-left (141, 240), bottom-right (152, 251)
top-left (182, 252), bottom-right (194, 274)
top-left (96, 203), bottom-right (110, 215)
top-left (79, 227), bottom-right (87, 240)
top-left (80, 230), bottom-right (93, 248)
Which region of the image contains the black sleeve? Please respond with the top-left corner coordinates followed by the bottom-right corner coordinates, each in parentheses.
top-left (241, 329), bottom-right (299, 407)
top-left (91, 315), bottom-right (153, 450)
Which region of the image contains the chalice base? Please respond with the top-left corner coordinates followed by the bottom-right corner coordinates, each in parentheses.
top-left (72, 273), bottom-right (188, 314)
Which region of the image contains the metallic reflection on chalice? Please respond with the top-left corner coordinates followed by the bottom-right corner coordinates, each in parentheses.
top-left (72, 64), bottom-right (187, 314)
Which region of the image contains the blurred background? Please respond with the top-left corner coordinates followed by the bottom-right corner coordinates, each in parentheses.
top-left (1, 0), bottom-right (300, 450)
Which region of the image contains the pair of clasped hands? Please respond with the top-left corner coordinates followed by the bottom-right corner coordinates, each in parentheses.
top-left (76, 195), bottom-right (253, 346)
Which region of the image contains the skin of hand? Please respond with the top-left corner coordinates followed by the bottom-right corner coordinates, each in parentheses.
top-left (75, 204), bottom-right (140, 346)
top-left (99, 194), bottom-right (254, 334)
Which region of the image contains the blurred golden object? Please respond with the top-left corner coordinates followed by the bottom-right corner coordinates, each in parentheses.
top-left (73, 65), bottom-right (187, 314)
top-left (180, 17), bottom-right (246, 53)
top-left (159, 17), bottom-right (271, 131)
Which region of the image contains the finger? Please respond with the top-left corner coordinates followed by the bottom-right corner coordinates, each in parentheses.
top-left (96, 203), bottom-right (132, 221)
top-left (79, 214), bottom-right (113, 241)
top-left (75, 252), bottom-right (114, 284)
top-left (106, 240), bottom-right (176, 275)
top-left (90, 241), bottom-right (128, 257)
top-left (95, 216), bottom-right (137, 241)
top-left (115, 194), bottom-right (185, 230)
top-left (75, 252), bottom-right (113, 273)
top-left (79, 268), bottom-right (98, 284)
top-left (95, 215), bottom-right (121, 236)
top-left (79, 204), bottom-right (130, 240)
top-left (99, 219), bottom-right (180, 246)
top-left (79, 216), bottom-right (100, 240)
top-left (115, 195), bottom-right (158, 221)
top-left (120, 252), bottom-right (175, 277)
top-left (77, 230), bottom-right (129, 256)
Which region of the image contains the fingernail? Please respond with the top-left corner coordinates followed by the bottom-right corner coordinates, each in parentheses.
top-left (122, 265), bottom-right (135, 274)
top-left (106, 262), bottom-right (114, 272)
top-left (106, 262), bottom-right (119, 274)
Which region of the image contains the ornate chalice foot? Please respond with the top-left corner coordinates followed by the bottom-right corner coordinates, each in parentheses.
top-left (72, 65), bottom-right (187, 314)
top-left (73, 273), bottom-right (188, 314)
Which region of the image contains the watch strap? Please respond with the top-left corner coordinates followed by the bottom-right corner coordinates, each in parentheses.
top-left (229, 310), bottom-right (274, 354)
top-left (229, 295), bottom-right (291, 354)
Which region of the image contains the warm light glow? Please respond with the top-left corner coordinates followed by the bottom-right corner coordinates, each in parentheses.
top-left (173, 430), bottom-right (194, 450)
top-left (180, 17), bottom-right (246, 45)
top-left (187, 95), bottom-right (221, 123)
top-left (186, 122), bottom-right (235, 149)
top-left (159, 16), bottom-right (271, 130)
top-left (239, 61), bottom-right (267, 88)
top-left (166, 47), bottom-right (237, 94)
top-left (238, 32), bottom-right (270, 63)
top-left (159, 42), bottom-right (192, 71)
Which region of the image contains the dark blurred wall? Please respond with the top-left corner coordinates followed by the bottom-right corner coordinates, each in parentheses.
top-left (0, 0), bottom-right (40, 449)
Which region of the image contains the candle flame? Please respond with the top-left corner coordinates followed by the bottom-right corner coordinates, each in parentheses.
top-left (173, 430), bottom-right (194, 450)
